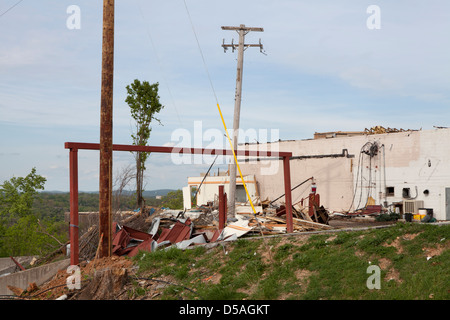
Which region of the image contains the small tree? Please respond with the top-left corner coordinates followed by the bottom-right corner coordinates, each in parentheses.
top-left (0, 167), bottom-right (46, 220)
top-left (125, 79), bottom-right (164, 209)
top-left (0, 168), bottom-right (65, 257)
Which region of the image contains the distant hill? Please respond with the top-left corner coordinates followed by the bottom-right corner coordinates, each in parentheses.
top-left (41, 189), bottom-right (176, 197)
top-left (143, 189), bottom-right (175, 197)
top-left (112, 189), bottom-right (175, 197)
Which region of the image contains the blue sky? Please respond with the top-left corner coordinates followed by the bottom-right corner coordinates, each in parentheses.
top-left (0, 0), bottom-right (449, 192)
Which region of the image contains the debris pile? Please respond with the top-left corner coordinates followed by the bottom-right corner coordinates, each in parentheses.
top-left (62, 185), bottom-right (335, 262)
top-left (364, 125), bottom-right (418, 135)
top-left (107, 207), bottom-right (237, 258)
top-left (78, 197), bottom-right (334, 259)
top-left (242, 199), bottom-right (333, 234)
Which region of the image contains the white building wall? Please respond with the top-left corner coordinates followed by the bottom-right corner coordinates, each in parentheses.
top-left (239, 128), bottom-right (450, 220)
top-left (186, 175), bottom-right (258, 207)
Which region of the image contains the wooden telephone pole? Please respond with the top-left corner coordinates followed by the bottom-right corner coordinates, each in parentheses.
top-left (99, 0), bottom-right (114, 258)
top-left (221, 24), bottom-right (264, 219)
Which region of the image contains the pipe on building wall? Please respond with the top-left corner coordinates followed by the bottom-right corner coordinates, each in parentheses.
top-left (242, 149), bottom-right (355, 162)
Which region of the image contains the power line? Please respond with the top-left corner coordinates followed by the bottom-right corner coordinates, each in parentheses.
top-left (0, 0), bottom-right (25, 18)
top-left (135, 0), bottom-right (183, 127)
top-left (181, 1), bottom-right (260, 219)
top-left (182, 0), bottom-right (219, 105)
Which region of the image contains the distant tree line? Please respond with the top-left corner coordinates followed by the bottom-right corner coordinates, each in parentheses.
top-left (0, 168), bottom-right (184, 257)
top-left (31, 192), bottom-right (166, 221)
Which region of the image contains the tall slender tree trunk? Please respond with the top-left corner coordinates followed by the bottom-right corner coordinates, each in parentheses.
top-left (136, 152), bottom-right (142, 208)
top-left (135, 152), bottom-right (146, 210)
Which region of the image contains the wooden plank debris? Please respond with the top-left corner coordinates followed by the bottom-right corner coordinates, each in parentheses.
top-left (264, 215), bottom-right (333, 231)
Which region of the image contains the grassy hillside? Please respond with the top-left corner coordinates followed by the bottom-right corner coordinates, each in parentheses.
top-left (130, 222), bottom-right (449, 300)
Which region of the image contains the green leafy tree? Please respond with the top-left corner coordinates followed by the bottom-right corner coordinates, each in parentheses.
top-left (0, 168), bottom-right (62, 257)
top-left (162, 190), bottom-right (184, 210)
top-left (125, 79), bottom-right (164, 209)
top-left (0, 167), bottom-right (46, 219)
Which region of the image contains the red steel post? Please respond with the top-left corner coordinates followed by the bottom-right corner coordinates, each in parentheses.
top-left (219, 185), bottom-right (226, 230)
top-left (283, 155), bottom-right (294, 233)
top-left (69, 148), bottom-right (79, 265)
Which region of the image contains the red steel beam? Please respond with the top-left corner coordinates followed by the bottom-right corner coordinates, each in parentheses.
top-left (64, 142), bottom-right (292, 158)
top-left (65, 142), bottom-right (294, 263)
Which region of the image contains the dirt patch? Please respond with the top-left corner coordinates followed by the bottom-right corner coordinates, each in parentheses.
top-left (385, 268), bottom-right (403, 284)
top-left (383, 233), bottom-right (422, 254)
top-left (403, 232), bottom-right (421, 241)
top-left (378, 258), bottom-right (391, 270)
top-left (203, 272), bottom-right (221, 284)
top-left (354, 249), bottom-right (365, 258)
top-left (293, 269), bottom-right (317, 296)
top-left (423, 242), bottom-right (449, 259)
top-left (237, 281), bottom-right (259, 298)
top-left (261, 246), bottom-right (274, 265)
top-left (295, 269), bottom-right (315, 281)
top-left (384, 237), bottom-right (404, 254)
top-left (23, 256), bottom-right (134, 300)
top-left (375, 257), bottom-right (403, 284)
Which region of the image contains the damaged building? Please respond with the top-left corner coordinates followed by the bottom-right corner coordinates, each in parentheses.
top-left (186, 127), bottom-right (450, 222)
top-left (183, 173), bottom-right (259, 212)
top-left (239, 127), bottom-right (450, 221)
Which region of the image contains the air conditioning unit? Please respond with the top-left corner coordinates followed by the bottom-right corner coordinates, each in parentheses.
top-left (403, 200), bottom-right (424, 214)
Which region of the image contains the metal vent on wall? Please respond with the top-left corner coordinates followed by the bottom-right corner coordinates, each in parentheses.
top-left (403, 200), bottom-right (424, 214)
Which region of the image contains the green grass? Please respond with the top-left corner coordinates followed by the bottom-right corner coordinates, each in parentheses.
top-left (131, 223), bottom-right (450, 300)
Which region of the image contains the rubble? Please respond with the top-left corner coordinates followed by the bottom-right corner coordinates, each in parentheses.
top-left (107, 207), bottom-right (233, 258)
top-left (73, 195), bottom-right (335, 260)
top-left (61, 188), bottom-right (336, 265)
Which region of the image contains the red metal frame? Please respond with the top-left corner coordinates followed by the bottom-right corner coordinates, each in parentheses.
top-left (219, 185), bottom-right (226, 230)
top-left (10, 256), bottom-right (26, 271)
top-left (65, 141), bottom-right (293, 265)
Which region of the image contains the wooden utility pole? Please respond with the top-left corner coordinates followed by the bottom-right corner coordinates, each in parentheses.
top-left (99, 0), bottom-right (114, 258)
top-left (221, 24), bottom-right (264, 219)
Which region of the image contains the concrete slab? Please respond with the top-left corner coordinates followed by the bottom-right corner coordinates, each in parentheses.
top-left (0, 258), bottom-right (70, 296)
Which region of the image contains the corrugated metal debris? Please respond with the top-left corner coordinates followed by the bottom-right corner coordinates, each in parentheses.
top-left (108, 209), bottom-right (238, 257)
top-left (75, 188), bottom-right (334, 259)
